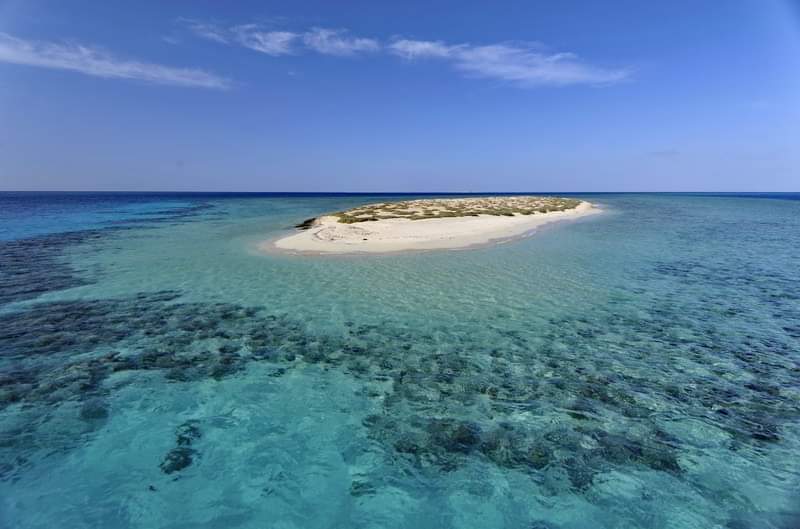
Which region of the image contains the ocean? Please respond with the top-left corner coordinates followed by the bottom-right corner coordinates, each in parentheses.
top-left (1, 192), bottom-right (799, 528)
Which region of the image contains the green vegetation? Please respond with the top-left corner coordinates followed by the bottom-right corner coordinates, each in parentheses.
top-left (328, 196), bottom-right (582, 224)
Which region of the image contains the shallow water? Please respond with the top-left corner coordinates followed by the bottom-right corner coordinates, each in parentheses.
top-left (1, 192), bottom-right (799, 529)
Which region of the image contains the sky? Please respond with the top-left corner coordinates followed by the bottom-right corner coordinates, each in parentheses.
top-left (1, 0), bottom-right (799, 192)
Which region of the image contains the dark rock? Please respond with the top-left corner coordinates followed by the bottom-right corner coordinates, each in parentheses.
top-left (159, 447), bottom-right (196, 474)
top-left (394, 434), bottom-right (424, 455)
top-left (525, 445), bottom-right (552, 470)
top-left (176, 421), bottom-right (201, 446)
top-left (349, 480), bottom-right (376, 497)
top-left (79, 398), bottom-right (109, 420)
top-left (428, 419), bottom-right (481, 454)
top-left (294, 218), bottom-right (317, 230)
top-left (563, 456), bottom-right (595, 491)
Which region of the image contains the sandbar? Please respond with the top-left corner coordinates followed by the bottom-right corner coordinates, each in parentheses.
top-left (267, 196), bottom-right (600, 254)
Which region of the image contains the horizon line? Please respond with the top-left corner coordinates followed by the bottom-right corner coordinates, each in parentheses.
top-left (1, 190), bottom-right (799, 194)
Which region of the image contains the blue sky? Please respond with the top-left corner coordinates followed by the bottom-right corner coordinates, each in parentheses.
top-left (1, 0), bottom-right (799, 191)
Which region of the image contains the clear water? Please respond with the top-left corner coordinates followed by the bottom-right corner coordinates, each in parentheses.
top-left (1, 192), bottom-right (799, 529)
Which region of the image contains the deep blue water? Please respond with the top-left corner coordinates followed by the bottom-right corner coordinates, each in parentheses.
top-left (1, 192), bottom-right (799, 528)
top-left (2, 191), bottom-right (798, 240)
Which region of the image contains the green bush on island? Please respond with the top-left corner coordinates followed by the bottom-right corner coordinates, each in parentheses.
top-left (327, 196), bottom-right (581, 224)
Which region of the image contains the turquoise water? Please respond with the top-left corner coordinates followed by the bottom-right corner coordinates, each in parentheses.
top-left (1, 192), bottom-right (799, 529)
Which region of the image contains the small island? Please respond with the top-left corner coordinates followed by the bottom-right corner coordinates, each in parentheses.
top-left (270, 196), bottom-right (599, 254)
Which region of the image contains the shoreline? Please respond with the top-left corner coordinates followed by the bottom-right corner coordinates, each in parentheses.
top-left (265, 200), bottom-right (600, 255)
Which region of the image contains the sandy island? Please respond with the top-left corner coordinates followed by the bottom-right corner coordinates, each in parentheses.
top-left (267, 196), bottom-right (600, 254)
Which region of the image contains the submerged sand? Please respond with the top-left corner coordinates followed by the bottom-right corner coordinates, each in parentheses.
top-left (268, 199), bottom-right (599, 254)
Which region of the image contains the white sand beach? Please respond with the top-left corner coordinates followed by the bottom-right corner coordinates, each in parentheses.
top-left (269, 200), bottom-right (599, 254)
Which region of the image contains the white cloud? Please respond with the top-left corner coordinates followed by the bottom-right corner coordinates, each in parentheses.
top-left (0, 32), bottom-right (230, 89)
top-left (233, 25), bottom-right (298, 55)
top-left (179, 18), bottom-right (229, 44)
top-left (388, 39), bottom-right (460, 59)
top-left (174, 18), bottom-right (631, 88)
top-left (388, 38), bottom-right (628, 86)
top-left (455, 45), bottom-right (628, 86)
top-left (180, 21), bottom-right (381, 57)
top-left (302, 28), bottom-right (379, 56)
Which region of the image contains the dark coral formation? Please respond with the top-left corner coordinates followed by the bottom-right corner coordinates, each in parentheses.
top-left (0, 230), bottom-right (99, 306)
top-left (0, 202), bottom-right (213, 307)
top-left (1, 267), bottom-right (798, 492)
top-left (0, 291), bottom-right (294, 410)
top-left (160, 421), bottom-right (202, 474)
top-left (1, 196), bottom-right (799, 507)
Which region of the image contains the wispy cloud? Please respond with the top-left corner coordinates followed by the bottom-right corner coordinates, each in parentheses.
top-left (179, 18), bottom-right (230, 44)
top-left (179, 20), bottom-right (378, 58)
top-left (302, 28), bottom-right (380, 56)
top-left (389, 39), bottom-right (629, 86)
top-left (389, 39), bottom-right (461, 59)
top-left (175, 18), bottom-right (630, 88)
top-left (233, 25), bottom-right (298, 56)
top-left (0, 32), bottom-right (230, 89)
